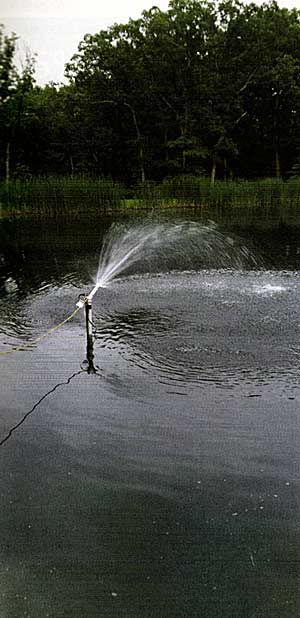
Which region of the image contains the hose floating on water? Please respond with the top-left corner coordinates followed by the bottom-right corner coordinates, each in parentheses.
top-left (0, 298), bottom-right (88, 357)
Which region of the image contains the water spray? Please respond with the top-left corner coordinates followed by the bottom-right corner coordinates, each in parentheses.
top-left (71, 220), bottom-right (257, 373)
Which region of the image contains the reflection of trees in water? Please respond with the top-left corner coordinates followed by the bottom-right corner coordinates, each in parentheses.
top-left (230, 225), bottom-right (300, 270)
top-left (0, 217), bottom-right (111, 296)
top-left (2, 217), bottom-right (300, 301)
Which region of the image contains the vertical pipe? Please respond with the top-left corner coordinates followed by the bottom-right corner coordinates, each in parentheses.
top-left (85, 299), bottom-right (93, 338)
top-left (85, 299), bottom-right (96, 374)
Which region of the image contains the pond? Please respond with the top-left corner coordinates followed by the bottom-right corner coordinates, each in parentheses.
top-left (1, 212), bottom-right (300, 618)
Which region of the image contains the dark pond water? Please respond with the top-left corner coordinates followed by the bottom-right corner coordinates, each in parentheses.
top-left (1, 213), bottom-right (300, 618)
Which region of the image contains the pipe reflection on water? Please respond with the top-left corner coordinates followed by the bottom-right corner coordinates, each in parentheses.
top-left (85, 333), bottom-right (96, 374)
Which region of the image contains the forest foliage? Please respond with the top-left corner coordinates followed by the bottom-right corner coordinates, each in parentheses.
top-left (2, 0), bottom-right (300, 186)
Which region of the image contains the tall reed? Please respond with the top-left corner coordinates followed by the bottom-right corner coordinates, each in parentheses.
top-left (1, 176), bottom-right (300, 218)
top-left (0, 177), bottom-right (125, 216)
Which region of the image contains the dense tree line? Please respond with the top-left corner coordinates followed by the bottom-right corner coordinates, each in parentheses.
top-left (2, 0), bottom-right (300, 184)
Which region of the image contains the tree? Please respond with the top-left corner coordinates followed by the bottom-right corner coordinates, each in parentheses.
top-left (0, 25), bottom-right (35, 182)
top-left (231, 2), bottom-right (300, 178)
top-left (44, 1), bottom-right (300, 181)
top-left (65, 24), bottom-right (151, 182)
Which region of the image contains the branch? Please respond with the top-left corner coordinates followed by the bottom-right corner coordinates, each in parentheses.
top-left (161, 94), bottom-right (178, 117)
top-left (234, 110), bottom-right (248, 125)
top-left (238, 68), bottom-right (257, 94)
top-left (124, 102), bottom-right (141, 140)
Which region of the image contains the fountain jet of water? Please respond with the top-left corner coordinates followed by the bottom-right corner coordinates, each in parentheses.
top-left (76, 220), bottom-right (260, 308)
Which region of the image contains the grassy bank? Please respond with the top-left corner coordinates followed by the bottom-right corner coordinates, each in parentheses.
top-left (1, 176), bottom-right (300, 218)
top-left (0, 178), bottom-right (125, 216)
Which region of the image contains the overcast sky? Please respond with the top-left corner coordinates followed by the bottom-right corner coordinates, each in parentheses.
top-left (1, 0), bottom-right (299, 85)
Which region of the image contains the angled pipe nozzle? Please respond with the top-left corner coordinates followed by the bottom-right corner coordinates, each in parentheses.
top-left (76, 283), bottom-right (100, 309)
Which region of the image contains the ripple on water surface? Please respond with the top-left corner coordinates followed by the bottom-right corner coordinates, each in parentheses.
top-left (1, 265), bottom-right (300, 618)
top-left (86, 268), bottom-right (300, 393)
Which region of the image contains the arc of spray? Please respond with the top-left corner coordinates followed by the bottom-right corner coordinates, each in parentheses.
top-left (76, 240), bottom-right (146, 308)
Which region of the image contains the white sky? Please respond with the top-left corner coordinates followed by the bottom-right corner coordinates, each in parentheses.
top-left (1, 0), bottom-right (300, 84)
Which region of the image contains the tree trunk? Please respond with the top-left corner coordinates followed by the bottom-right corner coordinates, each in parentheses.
top-left (5, 142), bottom-right (10, 187)
top-left (210, 157), bottom-right (217, 185)
top-left (273, 91), bottom-right (281, 179)
top-left (182, 144), bottom-right (186, 170)
top-left (99, 99), bottom-right (145, 183)
top-left (124, 102), bottom-right (145, 183)
top-left (164, 130), bottom-right (169, 164)
top-left (70, 156), bottom-right (74, 177)
top-left (139, 143), bottom-right (145, 183)
top-left (181, 98), bottom-right (189, 171)
top-left (223, 157), bottom-right (227, 181)
top-left (275, 144), bottom-right (281, 178)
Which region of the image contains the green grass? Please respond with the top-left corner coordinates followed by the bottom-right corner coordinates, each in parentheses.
top-left (135, 176), bottom-right (300, 209)
top-left (0, 177), bottom-right (125, 216)
top-left (1, 176), bottom-right (300, 221)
